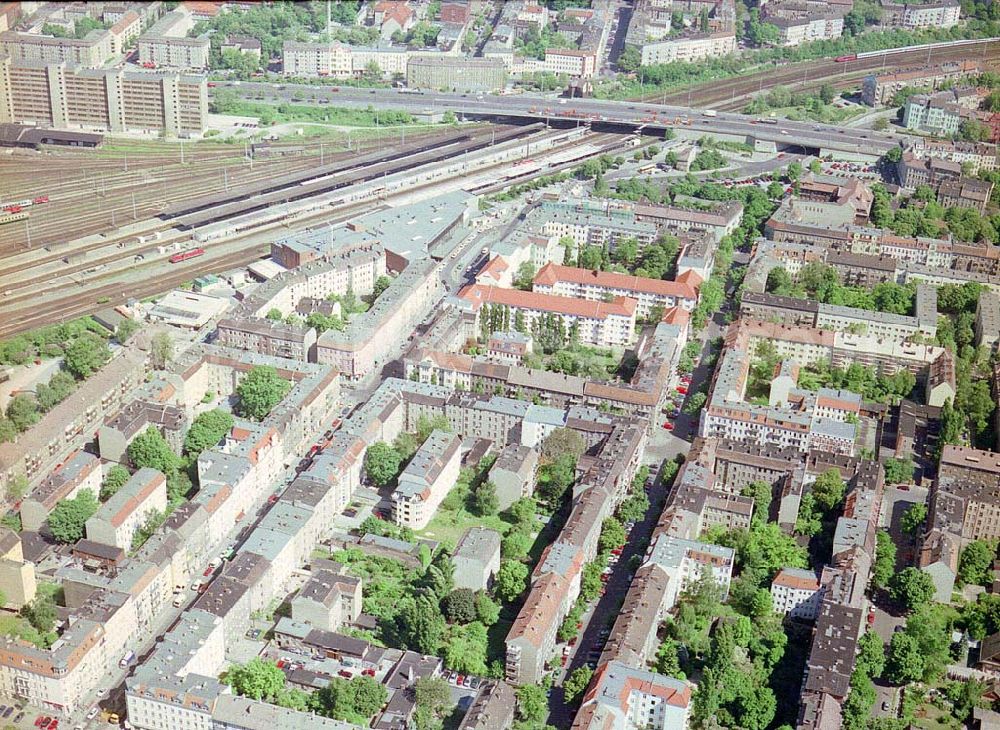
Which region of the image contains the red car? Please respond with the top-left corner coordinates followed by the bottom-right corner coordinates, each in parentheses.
top-left (338, 669), bottom-right (352, 678)
top-left (662, 422), bottom-right (674, 431)
top-left (203, 567), bottom-right (213, 576)
top-left (34, 718), bottom-right (46, 728)
top-left (611, 547), bottom-right (623, 556)
top-left (676, 387), bottom-right (688, 395)
top-left (48, 721), bottom-right (58, 729)
top-left (362, 668), bottom-right (376, 677)
top-left (268, 494), bottom-right (279, 504)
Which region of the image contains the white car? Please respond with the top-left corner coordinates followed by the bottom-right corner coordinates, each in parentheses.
top-left (86, 707), bottom-right (99, 719)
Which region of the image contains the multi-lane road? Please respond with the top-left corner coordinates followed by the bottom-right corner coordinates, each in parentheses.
top-left (213, 82), bottom-right (901, 157)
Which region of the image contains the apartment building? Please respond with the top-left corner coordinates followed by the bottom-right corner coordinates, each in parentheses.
top-left (542, 48), bottom-right (596, 78)
top-left (85, 468), bottom-right (168, 549)
top-left (488, 445), bottom-right (539, 510)
top-left (318, 258), bottom-right (444, 379)
top-left (406, 56), bottom-right (507, 92)
top-left (391, 430), bottom-right (462, 530)
top-left (903, 88), bottom-right (985, 137)
top-left (0, 56), bottom-right (208, 135)
top-left (108, 10), bottom-right (141, 56)
top-left (0, 347), bottom-right (147, 500)
top-left (893, 0), bottom-right (961, 28)
top-left (647, 533), bottom-right (735, 609)
top-left (20, 450), bottom-right (102, 531)
top-left (215, 319), bottom-right (318, 362)
top-left (633, 200), bottom-right (744, 241)
top-left (896, 151), bottom-right (962, 189)
top-left (862, 59), bottom-right (980, 107)
top-left (573, 661), bottom-right (691, 730)
top-left (452, 527), bottom-right (502, 591)
top-left (0, 528), bottom-right (36, 610)
top-left (977, 291), bottom-right (1000, 351)
top-left (289, 561), bottom-right (362, 633)
top-left (532, 263), bottom-right (699, 318)
top-left (639, 31), bottom-right (736, 65)
top-left (740, 287), bottom-right (938, 342)
top-left (907, 139), bottom-right (999, 175)
top-left (137, 10), bottom-right (209, 69)
top-left (766, 11), bottom-right (845, 46)
top-left (459, 284), bottom-right (638, 349)
top-left (505, 570), bottom-right (569, 685)
top-left (98, 400), bottom-right (187, 463)
top-left (771, 567), bottom-right (823, 621)
top-left (281, 40), bottom-right (353, 77)
top-left (0, 29), bottom-right (114, 66)
top-left (938, 178), bottom-right (994, 215)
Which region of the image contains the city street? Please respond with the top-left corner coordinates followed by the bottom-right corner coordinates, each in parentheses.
top-left (547, 464), bottom-right (674, 727)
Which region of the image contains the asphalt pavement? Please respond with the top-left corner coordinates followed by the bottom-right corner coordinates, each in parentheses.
top-left (212, 82), bottom-right (900, 156)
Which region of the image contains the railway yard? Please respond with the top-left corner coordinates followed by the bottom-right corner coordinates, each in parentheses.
top-left (646, 37), bottom-right (1000, 109)
top-left (0, 123), bottom-right (625, 338)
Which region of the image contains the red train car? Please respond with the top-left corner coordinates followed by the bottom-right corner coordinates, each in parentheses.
top-left (169, 248), bottom-right (205, 264)
top-left (834, 54), bottom-right (856, 63)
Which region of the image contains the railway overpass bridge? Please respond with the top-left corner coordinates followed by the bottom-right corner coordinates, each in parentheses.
top-left (214, 83), bottom-right (902, 161)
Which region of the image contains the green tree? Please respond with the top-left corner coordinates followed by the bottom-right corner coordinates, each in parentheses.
top-left (100, 465), bottom-right (131, 502)
top-left (856, 630), bottom-right (886, 678)
top-left (63, 333), bottom-right (110, 379)
top-left (48, 489), bottom-right (98, 543)
top-left (470, 479), bottom-right (499, 516)
top-left (741, 481), bottom-right (772, 526)
top-left (413, 675), bottom-right (452, 721)
top-left (513, 261), bottom-right (536, 290)
top-left (516, 684), bottom-right (547, 723)
top-left (882, 457), bottom-right (915, 484)
top-left (872, 530), bottom-right (897, 590)
top-left (495, 559), bottom-right (529, 603)
top-left (959, 540), bottom-right (995, 587)
top-left (442, 588), bottom-right (477, 624)
top-left (21, 593), bottom-right (57, 634)
top-left (5, 394), bottom-right (39, 432)
top-left (4, 474), bottom-right (27, 504)
top-left (443, 621), bottom-right (489, 675)
top-left (617, 44), bottom-right (641, 72)
top-left (116, 319), bottom-right (140, 343)
top-left (183, 409), bottom-right (235, 457)
top-left (151, 332), bottom-right (174, 369)
top-left (884, 632), bottom-right (923, 684)
top-left (236, 366), bottom-right (292, 421)
top-left (889, 567), bottom-right (934, 612)
top-left (502, 530), bottom-right (532, 561)
top-left (810, 469), bottom-right (846, 512)
top-left (474, 591), bottom-right (500, 625)
top-left (563, 665), bottom-right (593, 704)
top-left (347, 675), bottom-right (387, 717)
top-left (540, 428), bottom-right (585, 461)
top-left (35, 371), bottom-right (75, 412)
top-left (364, 441), bottom-right (402, 487)
top-left (900, 502), bottom-right (927, 536)
top-left (401, 595), bottom-right (446, 654)
top-left (373, 275), bottom-right (392, 299)
top-left (127, 427), bottom-right (181, 473)
top-left (598, 517), bottom-right (626, 552)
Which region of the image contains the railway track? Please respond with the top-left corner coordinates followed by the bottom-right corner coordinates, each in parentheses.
top-left (0, 131), bottom-right (623, 338)
top-left (0, 128), bottom-right (452, 254)
top-left (0, 124), bottom-right (545, 296)
top-left (639, 40), bottom-right (1000, 109)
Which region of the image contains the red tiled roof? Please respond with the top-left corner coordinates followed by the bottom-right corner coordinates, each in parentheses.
top-left (772, 568), bottom-right (820, 591)
top-left (533, 263), bottom-right (698, 300)
top-left (459, 283), bottom-right (637, 318)
top-left (660, 306), bottom-right (690, 326)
